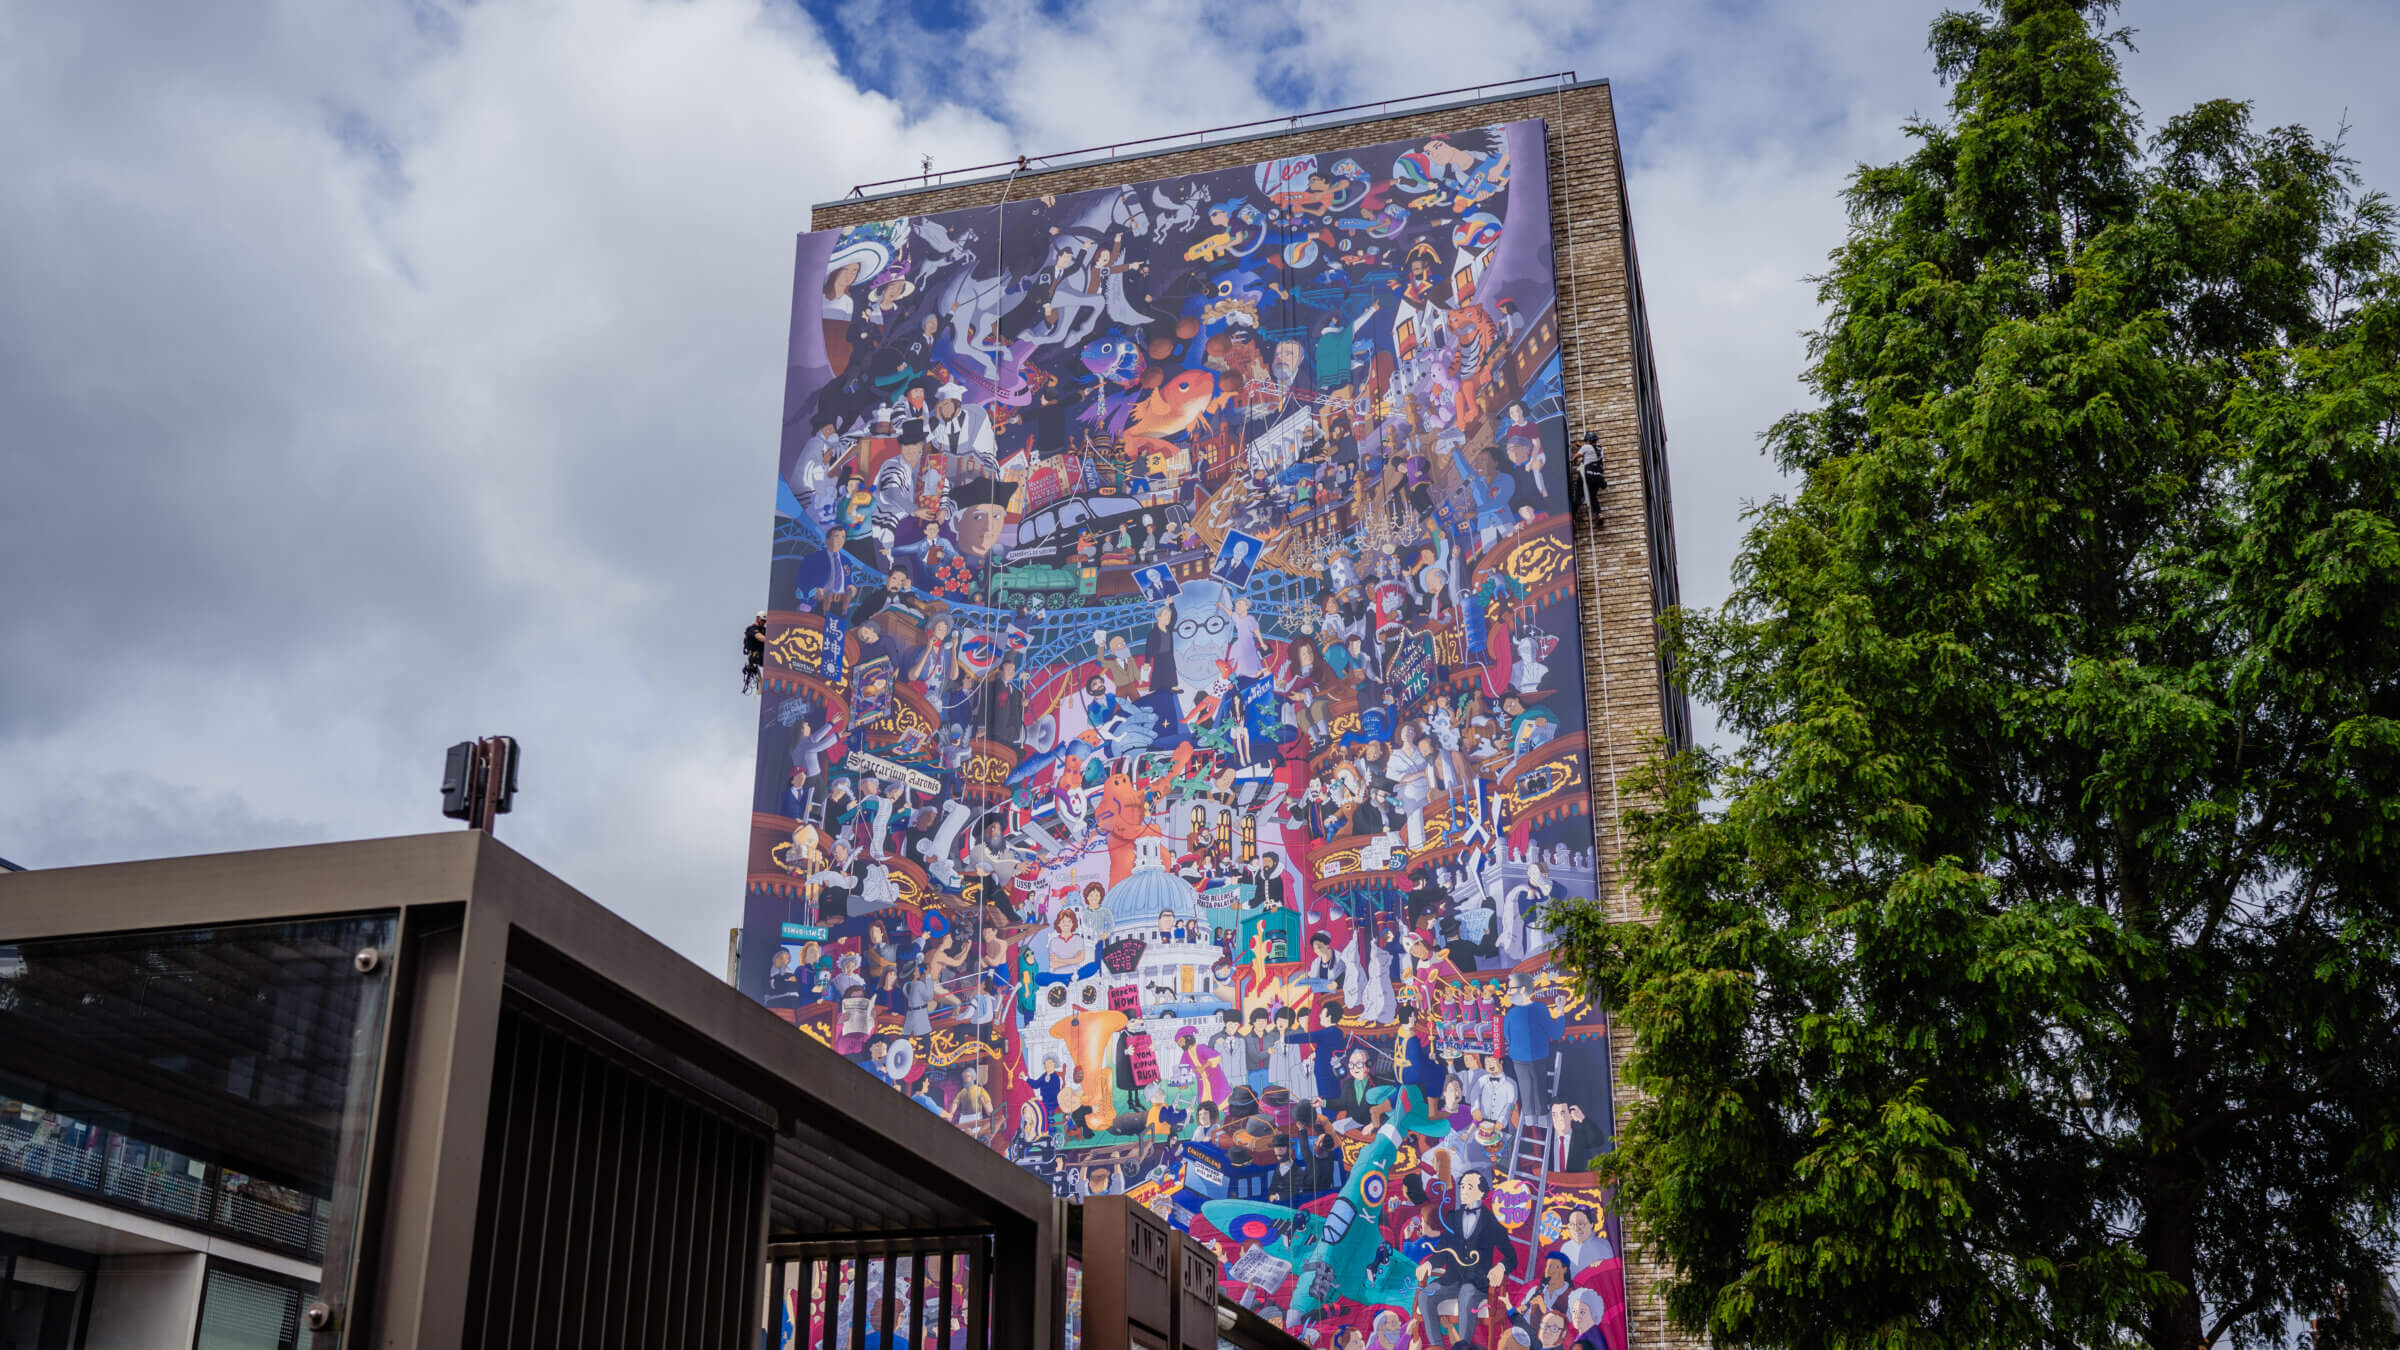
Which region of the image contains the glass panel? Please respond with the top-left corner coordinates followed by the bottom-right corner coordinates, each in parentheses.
top-left (0, 1103), bottom-right (102, 1190)
top-left (102, 1134), bottom-right (209, 1220)
top-left (0, 914), bottom-right (396, 1326)
top-left (217, 1173), bottom-right (332, 1254)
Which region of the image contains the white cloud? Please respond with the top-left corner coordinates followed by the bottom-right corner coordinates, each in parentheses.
top-left (0, 0), bottom-right (1012, 969)
top-left (4, 0), bottom-right (2395, 970)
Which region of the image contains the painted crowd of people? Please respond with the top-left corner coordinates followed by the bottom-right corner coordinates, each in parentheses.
top-left (750, 120), bottom-right (1625, 1350)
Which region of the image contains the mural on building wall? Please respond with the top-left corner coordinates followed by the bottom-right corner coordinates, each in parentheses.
top-left (746, 118), bottom-right (1627, 1350)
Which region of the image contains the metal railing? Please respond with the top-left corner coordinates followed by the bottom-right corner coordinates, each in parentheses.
top-left (0, 1097), bottom-right (331, 1259)
top-left (766, 1233), bottom-right (997, 1350)
top-left (843, 72), bottom-right (1581, 198)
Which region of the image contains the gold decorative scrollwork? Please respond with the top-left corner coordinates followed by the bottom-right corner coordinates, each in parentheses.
top-left (924, 1030), bottom-right (996, 1068)
top-left (1505, 530), bottom-right (1575, 591)
top-left (769, 625), bottom-right (825, 670)
top-left (1511, 766), bottom-right (1564, 808)
top-left (871, 696), bottom-right (933, 739)
top-left (1312, 848), bottom-right (1362, 879)
top-left (1421, 804), bottom-right (1458, 848)
top-left (1519, 968), bottom-right (1596, 1024)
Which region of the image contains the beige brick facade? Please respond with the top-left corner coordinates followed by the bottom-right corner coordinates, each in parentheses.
top-left (812, 81), bottom-right (1695, 1350)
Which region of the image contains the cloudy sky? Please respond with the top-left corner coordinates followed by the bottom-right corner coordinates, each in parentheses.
top-left (4, 0), bottom-right (2394, 971)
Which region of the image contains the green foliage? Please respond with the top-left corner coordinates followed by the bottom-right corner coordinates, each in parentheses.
top-left (1547, 3), bottom-right (2400, 1348)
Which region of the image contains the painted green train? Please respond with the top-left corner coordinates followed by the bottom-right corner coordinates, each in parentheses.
top-left (990, 561), bottom-right (1097, 610)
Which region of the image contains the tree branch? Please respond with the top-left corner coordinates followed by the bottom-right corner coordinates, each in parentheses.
top-left (2201, 1285), bottom-right (2275, 1347)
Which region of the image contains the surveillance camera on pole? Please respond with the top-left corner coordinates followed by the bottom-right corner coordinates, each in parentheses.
top-left (440, 736), bottom-right (520, 833)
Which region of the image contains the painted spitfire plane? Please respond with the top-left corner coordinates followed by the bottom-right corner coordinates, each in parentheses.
top-left (1200, 1088), bottom-right (1449, 1325)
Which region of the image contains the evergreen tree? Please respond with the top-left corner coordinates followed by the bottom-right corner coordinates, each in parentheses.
top-left (1551, 3), bottom-right (2400, 1347)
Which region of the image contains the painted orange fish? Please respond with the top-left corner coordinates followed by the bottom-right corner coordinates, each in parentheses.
top-left (1127, 368), bottom-right (1225, 438)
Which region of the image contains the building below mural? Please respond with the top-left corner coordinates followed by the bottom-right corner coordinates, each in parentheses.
top-left (746, 117), bottom-right (1626, 1350)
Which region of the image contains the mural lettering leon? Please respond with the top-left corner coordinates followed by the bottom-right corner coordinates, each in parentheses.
top-left (745, 119), bottom-right (1627, 1350)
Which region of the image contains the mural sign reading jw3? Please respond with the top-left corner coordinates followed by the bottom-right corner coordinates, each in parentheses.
top-left (747, 118), bottom-right (1626, 1350)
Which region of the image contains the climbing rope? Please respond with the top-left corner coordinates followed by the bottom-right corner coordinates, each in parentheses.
top-left (1553, 76), bottom-right (1629, 875)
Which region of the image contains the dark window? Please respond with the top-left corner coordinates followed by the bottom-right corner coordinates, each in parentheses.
top-left (0, 1241), bottom-right (92, 1350)
top-left (195, 1262), bottom-right (317, 1350)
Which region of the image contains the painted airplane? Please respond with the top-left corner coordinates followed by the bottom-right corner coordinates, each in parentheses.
top-left (1199, 1087), bottom-right (1449, 1325)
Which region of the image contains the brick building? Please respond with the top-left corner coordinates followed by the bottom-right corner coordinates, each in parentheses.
top-left (796, 77), bottom-right (1692, 1350)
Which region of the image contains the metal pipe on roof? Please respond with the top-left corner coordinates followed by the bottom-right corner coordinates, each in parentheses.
top-left (830, 72), bottom-right (1596, 206)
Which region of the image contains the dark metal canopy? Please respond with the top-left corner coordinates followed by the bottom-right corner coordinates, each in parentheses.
top-left (0, 832), bottom-right (1060, 1349)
